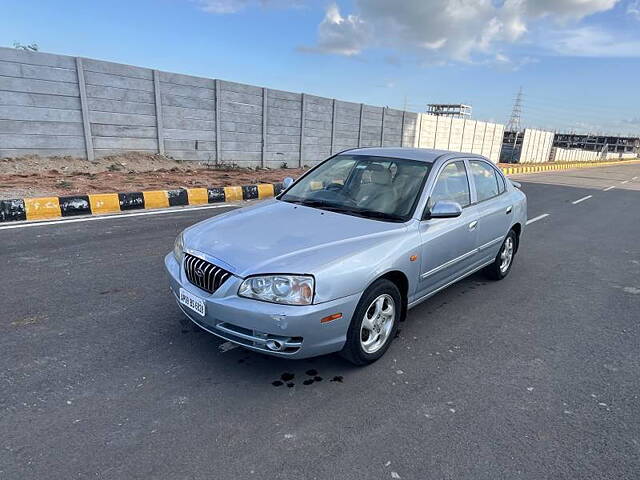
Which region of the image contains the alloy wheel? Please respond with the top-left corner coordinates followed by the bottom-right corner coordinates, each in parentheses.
top-left (500, 236), bottom-right (514, 274)
top-left (360, 294), bottom-right (395, 354)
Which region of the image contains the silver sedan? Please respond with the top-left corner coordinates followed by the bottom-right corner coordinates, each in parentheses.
top-left (165, 148), bottom-right (527, 365)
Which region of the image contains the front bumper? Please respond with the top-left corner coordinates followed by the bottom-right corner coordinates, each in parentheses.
top-left (164, 253), bottom-right (361, 359)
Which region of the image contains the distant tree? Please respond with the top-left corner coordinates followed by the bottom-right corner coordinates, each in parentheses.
top-left (13, 42), bottom-right (39, 51)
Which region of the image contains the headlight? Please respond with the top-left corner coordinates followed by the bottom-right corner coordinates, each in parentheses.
top-left (173, 232), bottom-right (185, 263)
top-left (238, 275), bottom-right (314, 305)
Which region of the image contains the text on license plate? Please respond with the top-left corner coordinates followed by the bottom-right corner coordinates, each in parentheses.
top-left (179, 288), bottom-right (206, 316)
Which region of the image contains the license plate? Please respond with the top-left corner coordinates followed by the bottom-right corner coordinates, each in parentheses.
top-left (179, 288), bottom-right (206, 316)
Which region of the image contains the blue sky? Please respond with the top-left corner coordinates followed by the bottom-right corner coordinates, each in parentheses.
top-left (3, 0), bottom-right (640, 135)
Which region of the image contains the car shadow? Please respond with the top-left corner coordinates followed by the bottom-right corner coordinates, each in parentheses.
top-left (165, 269), bottom-right (491, 390)
top-left (169, 312), bottom-right (362, 389)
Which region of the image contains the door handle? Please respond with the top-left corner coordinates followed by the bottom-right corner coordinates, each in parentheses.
top-left (506, 206), bottom-right (513, 214)
top-left (468, 220), bottom-right (478, 231)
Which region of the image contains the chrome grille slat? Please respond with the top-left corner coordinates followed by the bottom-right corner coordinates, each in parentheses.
top-left (202, 261), bottom-right (214, 292)
top-left (185, 255), bottom-right (192, 279)
top-left (211, 268), bottom-right (222, 291)
top-left (211, 266), bottom-right (221, 292)
top-left (184, 253), bottom-right (232, 294)
top-left (217, 272), bottom-right (229, 289)
top-left (205, 264), bottom-right (213, 292)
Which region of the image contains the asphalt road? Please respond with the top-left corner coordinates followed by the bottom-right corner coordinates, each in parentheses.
top-left (2, 164), bottom-right (639, 480)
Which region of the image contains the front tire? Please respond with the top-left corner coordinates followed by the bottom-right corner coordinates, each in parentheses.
top-left (485, 229), bottom-right (517, 280)
top-left (340, 279), bottom-right (400, 366)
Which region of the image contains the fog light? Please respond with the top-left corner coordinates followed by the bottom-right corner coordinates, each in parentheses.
top-left (266, 339), bottom-right (284, 351)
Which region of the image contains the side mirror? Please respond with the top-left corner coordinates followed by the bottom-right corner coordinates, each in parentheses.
top-left (283, 177), bottom-right (294, 189)
top-left (426, 200), bottom-right (463, 219)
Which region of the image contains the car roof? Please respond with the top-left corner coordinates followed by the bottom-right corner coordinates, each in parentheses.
top-left (342, 147), bottom-right (488, 163)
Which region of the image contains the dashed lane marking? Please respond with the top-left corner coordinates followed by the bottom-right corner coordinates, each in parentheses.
top-left (572, 195), bottom-right (593, 205)
top-left (603, 186), bottom-right (615, 191)
top-left (526, 214), bottom-right (550, 225)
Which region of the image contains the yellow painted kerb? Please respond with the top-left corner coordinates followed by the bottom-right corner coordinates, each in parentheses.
top-left (257, 184), bottom-right (275, 199)
top-left (89, 193), bottom-right (120, 214)
top-left (24, 196), bottom-right (61, 220)
top-left (224, 186), bottom-right (243, 202)
top-left (143, 190), bottom-right (169, 209)
top-left (187, 188), bottom-right (208, 205)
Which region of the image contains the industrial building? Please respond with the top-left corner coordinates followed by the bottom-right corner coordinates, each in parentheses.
top-left (552, 133), bottom-right (639, 154)
top-left (502, 130), bottom-right (639, 163)
top-left (426, 104), bottom-right (472, 118)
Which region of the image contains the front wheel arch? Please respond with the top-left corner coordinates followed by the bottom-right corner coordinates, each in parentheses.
top-left (511, 223), bottom-right (522, 253)
top-left (362, 270), bottom-right (409, 322)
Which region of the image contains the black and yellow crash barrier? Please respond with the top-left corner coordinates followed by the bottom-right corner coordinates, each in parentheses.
top-left (0, 182), bottom-right (285, 223)
top-left (501, 159), bottom-right (639, 175)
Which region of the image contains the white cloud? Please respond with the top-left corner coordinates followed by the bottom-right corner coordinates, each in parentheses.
top-left (301, 0), bottom-right (623, 60)
top-left (196, 0), bottom-right (251, 13)
top-left (195, 0), bottom-right (300, 14)
top-left (298, 3), bottom-right (372, 56)
top-left (421, 38), bottom-right (447, 50)
top-left (513, 0), bottom-right (619, 20)
top-left (547, 25), bottom-right (640, 56)
top-left (628, 0), bottom-right (640, 18)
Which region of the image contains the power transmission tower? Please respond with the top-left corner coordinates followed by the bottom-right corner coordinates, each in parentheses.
top-left (506, 86), bottom-right (523, 132)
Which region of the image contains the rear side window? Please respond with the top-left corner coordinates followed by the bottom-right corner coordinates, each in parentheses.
top-left (428, 161), bottom-right (471, 208)
top-left (469, 160), bottom-right (500, 202)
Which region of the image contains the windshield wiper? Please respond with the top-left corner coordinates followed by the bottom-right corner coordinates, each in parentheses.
top-left (283, 198), bottom-right (341, 210)
top-left (282, 198), bottom-right (404, 222)
top-left (348, 209), bottom-right (404, 222)
top-left (323, 206), bottom-right (405, 222)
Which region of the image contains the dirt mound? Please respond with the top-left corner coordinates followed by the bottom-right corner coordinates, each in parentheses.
top-left (0, 153), bottom-right (306, 200)
top-left (0, 152), bottom-right (195, 175)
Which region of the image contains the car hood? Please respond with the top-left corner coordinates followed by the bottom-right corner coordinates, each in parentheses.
top-left (184, 199), bottom-right (407, 277)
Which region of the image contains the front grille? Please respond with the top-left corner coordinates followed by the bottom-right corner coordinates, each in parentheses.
top-left (184, 253), bottom-right (232, 294)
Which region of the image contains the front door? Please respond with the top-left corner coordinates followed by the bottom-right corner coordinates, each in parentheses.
top-left (417, 160), bottom-right (479, 298)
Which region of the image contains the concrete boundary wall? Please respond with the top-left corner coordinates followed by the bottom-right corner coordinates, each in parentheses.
top-left (551, 147), bottom-right (600, 162)
top-left (0, 47), bottom-right (424, 167)
top-left (415, 114), bottom-right (504, 164)
top-left (553, 147), bottom-right (638, 162)
top-left (606, 151), bottom-right (637, 160)
top-left (520, 129), bottom-right (554, 163)
top-left (0, 47), bottom-right (507, 166)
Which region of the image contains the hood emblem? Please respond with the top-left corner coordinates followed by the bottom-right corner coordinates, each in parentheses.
top-left (194, 268), bottom-right (206, 278)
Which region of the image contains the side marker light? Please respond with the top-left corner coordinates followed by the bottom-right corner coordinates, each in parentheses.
top-left (321, 313), bottom-right (342, 323)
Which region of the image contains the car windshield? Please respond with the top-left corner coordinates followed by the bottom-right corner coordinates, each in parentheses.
top-left (279, 155), bottom-right (431, 222)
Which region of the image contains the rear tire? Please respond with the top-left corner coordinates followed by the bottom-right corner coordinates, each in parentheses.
top-left (484, 230), bottom-right (517, 281)
top-left (340, 279), bottom-right (401, 366)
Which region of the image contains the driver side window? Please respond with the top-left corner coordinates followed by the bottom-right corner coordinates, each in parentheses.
top-left (300, 157), bottom-right (356, 192)
top-left (428, 161), bottom-right (471, 209)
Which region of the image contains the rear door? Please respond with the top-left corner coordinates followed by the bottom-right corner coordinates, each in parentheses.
top-left (416, 160), bottom-right (479, 298)
top-left (467, 159), bottom-right (513, 264)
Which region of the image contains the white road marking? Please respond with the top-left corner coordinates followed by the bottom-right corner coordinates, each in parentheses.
top-left (0, 203), bottom-right (241, 231)
top-left (621, 180), bottom-right (629, 184)
top-left (632, 176), bottom-right (638, 180)
top-left (526, 214), bottom-right (550, 225)
top-left (603, 186), bottom-right (615, 191)
top-left (572, 195), bottom-right (593, 205)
